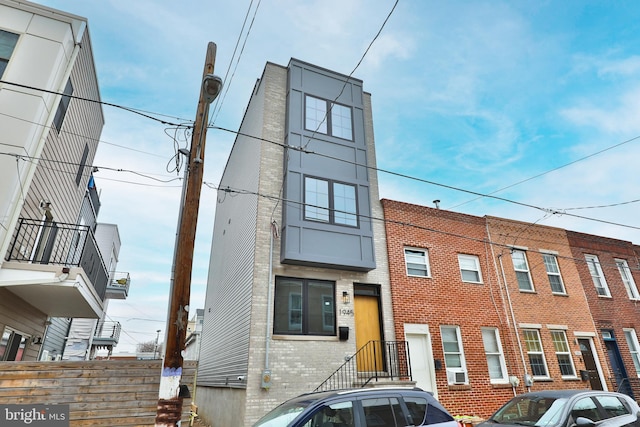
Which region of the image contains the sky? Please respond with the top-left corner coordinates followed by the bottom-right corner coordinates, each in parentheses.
top-left (33, 0), bottom-right (640, 353)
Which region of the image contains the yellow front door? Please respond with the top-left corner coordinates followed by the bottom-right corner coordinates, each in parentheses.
top-left (354, 294), bottom-right (383, 372)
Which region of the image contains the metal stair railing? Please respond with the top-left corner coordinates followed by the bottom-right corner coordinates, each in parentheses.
top-left (314, 340), bottom-right (411, 392)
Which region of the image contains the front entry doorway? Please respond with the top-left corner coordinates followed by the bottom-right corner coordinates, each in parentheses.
top-left (405, 324), bottom-right (437, 396)
top-left (577, 338), bottom-right (604, 390)
top-left (603, 331), bottom-right (634, 398)
top-left (354, 285), bottom-right (383, 372)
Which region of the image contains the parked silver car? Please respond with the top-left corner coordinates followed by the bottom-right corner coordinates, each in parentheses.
top-left (478, 390), bottom-right (640, 427)
top-left (253, 387), bottom-right (458, 427)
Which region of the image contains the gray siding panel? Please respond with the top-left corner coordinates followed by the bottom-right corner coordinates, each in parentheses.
top-left (281, 60), bottom-right (375, 271)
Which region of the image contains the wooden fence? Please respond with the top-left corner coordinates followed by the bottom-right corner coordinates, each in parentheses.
top-left (0, 359), bottom-right (197, 426)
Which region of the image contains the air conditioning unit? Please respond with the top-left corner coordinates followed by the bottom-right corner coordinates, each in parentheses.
top-left (447, 370), bottom-right (468, 384)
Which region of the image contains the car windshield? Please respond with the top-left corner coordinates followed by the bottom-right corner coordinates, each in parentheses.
top-left (491, 396), bottom-right (568, 427)
top-left (253, 399), bottom-right (312, 427)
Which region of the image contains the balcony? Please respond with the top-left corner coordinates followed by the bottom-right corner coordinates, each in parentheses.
top-left (92, 321), bottom-right (121, 350)
top-left (106, 271), bottom-right (130, 299)
top-left (0, 218), bottom-right (108, 318)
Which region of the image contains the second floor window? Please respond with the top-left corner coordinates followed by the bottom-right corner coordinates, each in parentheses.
top-left (53, 78), bottom-right (73, 133)
top-left (304, 177), bottom-right (357, 227)
top-left (405, 248), bottom-right (430, 277)
top-left (585, 255), bottom-right (610, 297)
top-left (511, 250), bottom-right (534, 291)
top-left (458, 254), bottom-right (482, 283)
top-left (543, 253), bottom-right (566, 294)
top-left (616, 259), bottom-right (640, 300)
top-left (305, 94), bottom-right (353, 140)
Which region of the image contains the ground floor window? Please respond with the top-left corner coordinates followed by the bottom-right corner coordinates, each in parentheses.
top-left (274, 277), bottom-right (336, 336)
top-left (523, 329), bottom-right (549, 378)
top-left (0, 328), bottom-right (28, 361)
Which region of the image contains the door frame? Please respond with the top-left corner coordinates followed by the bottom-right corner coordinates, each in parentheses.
top-left (354, 284), bottom-right (384, 373)
top-left (575, 334), bottom-right (607, 391)
top-left (405, 323), bottom-right (438, 398)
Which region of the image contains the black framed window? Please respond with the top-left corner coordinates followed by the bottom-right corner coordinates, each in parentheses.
top-left (0, 30), bottom-right (19, 78)
top-left (304, 176), bottom-right (357, 227)
top-left (273, 277), bottom-right (335, 336)
top-left (53, 78), bottom-right (73, 133)
top-left (76, 144), bottom-right (89, 186)
top-left (304, 94), bottom-right (353, 140)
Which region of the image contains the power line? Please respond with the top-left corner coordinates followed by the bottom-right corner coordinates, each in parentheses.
top-left (0, 79), bottom-right (193, 127)
top-left (205, 182), bottom-right (640, 272)
top-left (209, 0), bottom-right (262, 126)
top-left (449, 134), bottom-right (640, 210)
top-left (0, 111), bottom-right (168, 159)
top-left (210, 125), bottom-right (640, 232)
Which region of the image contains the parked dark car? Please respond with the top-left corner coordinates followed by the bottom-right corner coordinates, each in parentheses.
top-left (253, 387), bottom-right (458, 427)
top-left (478, 390), bottom-right (640, 427)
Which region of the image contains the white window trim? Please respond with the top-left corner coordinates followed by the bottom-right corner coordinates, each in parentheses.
top-left (585, 254), bottom-right (611, 297)
top-left (458, 254), bottom-right (483, 284)
top-left (404, 247), bottom-right (431, 278)
top-left (481, 327), bottom-right (508, 384)
top-left (616, 259), bottom-right (640, 300)
top-left (523, 329), bottom-right (550, 379)
top-left (512, 249), bottom-right (535, 292)
top-left (441, 325), bottom-right (468, 385)
top-left (624, 328), bottom-right (640, 377)
top-left (550, 330), bottom-right (577, 379)
top-left (543, 253), bottom-right (566, 294)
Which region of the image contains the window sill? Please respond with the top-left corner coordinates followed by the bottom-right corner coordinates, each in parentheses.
top-left (552, 292), bottom-right (568, 297)
top-left (272, 334), bottom-right (339, 342)
top-left (448, 384), bottom-right (471, 391)
top-left (490, 382), bottom-right (513, 389)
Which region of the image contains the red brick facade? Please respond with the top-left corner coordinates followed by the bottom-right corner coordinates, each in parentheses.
top-left (381, 200), bottom-right (624, 418)
top-left (566, 231), bottom-right (640, 397)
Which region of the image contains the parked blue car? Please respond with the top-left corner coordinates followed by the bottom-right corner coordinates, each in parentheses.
top-left (253, 387), bottom-right (458, 427)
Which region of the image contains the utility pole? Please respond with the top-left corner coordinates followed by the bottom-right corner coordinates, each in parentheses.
top-left (155, 41), bottom-right (222, 427)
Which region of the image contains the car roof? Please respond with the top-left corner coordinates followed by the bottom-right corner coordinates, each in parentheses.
top-left (286, 387), bottom-right (431, 404)
top-left (517, 389), bottom-right (626, 399)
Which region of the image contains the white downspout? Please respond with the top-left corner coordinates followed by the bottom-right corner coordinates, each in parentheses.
top-left (487, 222), bottom-right (529, 395)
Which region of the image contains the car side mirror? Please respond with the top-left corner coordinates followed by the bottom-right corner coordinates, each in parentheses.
top-left (575, 417), bottom-right (595, 427)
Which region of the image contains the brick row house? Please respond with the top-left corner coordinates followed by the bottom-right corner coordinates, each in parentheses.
top-left (198, 61), bottom-right (640, 426)
top-left (382, 200), bottom-right (640, 418)
top-left (0, 0), bottom-right (129, 362)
